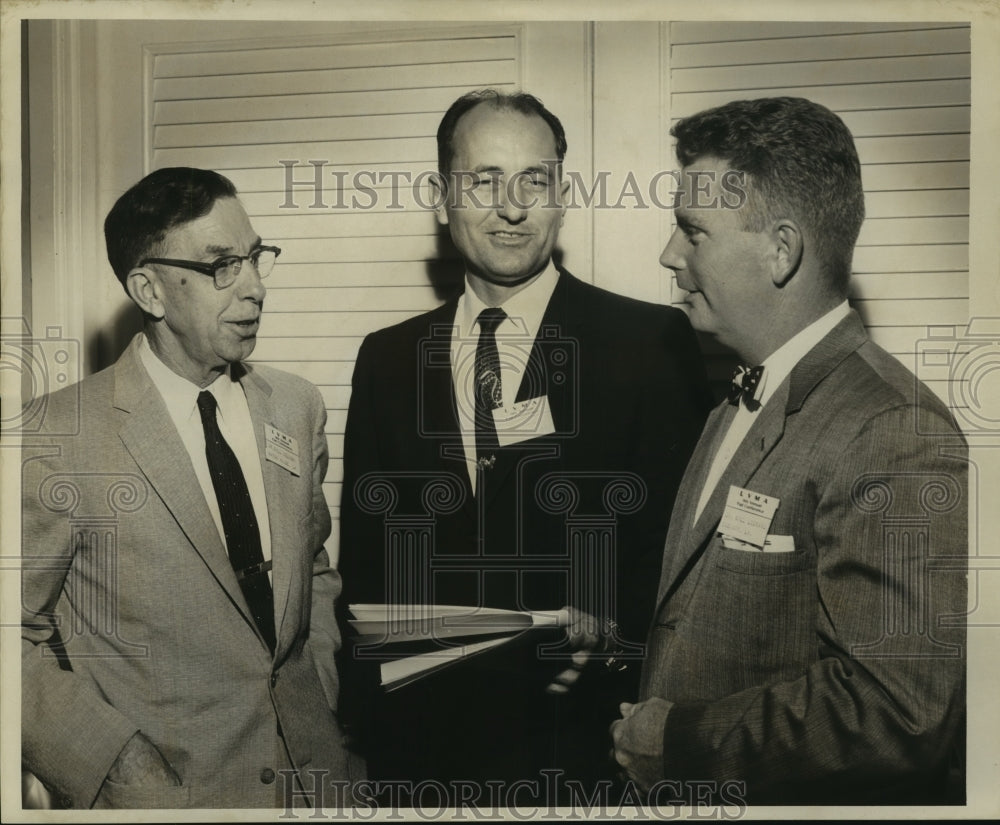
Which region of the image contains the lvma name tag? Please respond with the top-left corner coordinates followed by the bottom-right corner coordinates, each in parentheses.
top-left (717, 484), bottom-right (779, 549)
top-left (492, 395), bottom-right (556, 446)
top-left (265, 423), bottom-right (300, 476)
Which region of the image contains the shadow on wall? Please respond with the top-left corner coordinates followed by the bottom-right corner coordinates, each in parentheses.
top-left (88, 298), bottom-right (142, 375)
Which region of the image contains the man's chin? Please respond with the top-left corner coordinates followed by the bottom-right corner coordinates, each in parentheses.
top-left (471, 266), bottom-right (546, 289)
top-left (228, 340), bottom-right (258, 364)
top-left (683, 306), bottom-right (711, 334)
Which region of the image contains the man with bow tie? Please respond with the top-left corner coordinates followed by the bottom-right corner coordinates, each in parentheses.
top-left (337, 89), bottom-right (712, 799)
top-left (612, 97), bottom-right (968, 805)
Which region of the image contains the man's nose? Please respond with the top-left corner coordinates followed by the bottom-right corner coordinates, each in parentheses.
top-left (659, 227), bottom-right (687, 271)
top-left (238, 259), bottom-right (267, 302)
top-left (496, 179), bottom-right (528, 222)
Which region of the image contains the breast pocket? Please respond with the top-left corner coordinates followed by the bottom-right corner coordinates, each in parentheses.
top-left (681, 534), bottom-right (817, 690)
top-left (713, 533), bottom-right (811, 576)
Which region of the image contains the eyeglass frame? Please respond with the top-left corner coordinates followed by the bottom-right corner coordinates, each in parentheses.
top-left (138, 245), bottom-right (282, 289)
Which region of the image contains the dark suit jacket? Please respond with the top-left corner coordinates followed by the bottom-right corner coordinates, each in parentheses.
top-left (338, 270), bottom-right (712, 792)
top-left (21, 335), bottom-right (361, 808)
top-left (639, 312), bottom-right (968, 805)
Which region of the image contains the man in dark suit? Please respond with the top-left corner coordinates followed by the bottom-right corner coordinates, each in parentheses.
top-left (338, 89), bottom-right (711, 799)
top-left (612, 97), bottom-right (968, 806)
top-left (21, 167), bottom-right (360, 808)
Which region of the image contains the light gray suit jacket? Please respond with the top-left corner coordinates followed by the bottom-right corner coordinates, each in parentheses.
top-left (639, 312), bottom-right (968, 804)
top-left (21, 335), bottom-right (359, 808)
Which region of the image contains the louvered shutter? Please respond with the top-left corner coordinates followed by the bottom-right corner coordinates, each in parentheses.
top-left (669, 22), bottom-right (970, 402)
top-left (148, 30), bottom-right (522, 544)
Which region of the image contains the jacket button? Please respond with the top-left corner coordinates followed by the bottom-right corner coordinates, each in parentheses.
top-left (270, 673), bottom-right (277, 688)
top-left (260, 768), bottom-right (276, 785)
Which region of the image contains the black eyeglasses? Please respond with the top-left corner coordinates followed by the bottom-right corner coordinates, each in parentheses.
top-left (139, 245), bottom-right (281, 289)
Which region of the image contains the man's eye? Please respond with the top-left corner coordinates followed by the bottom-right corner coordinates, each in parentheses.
top-left (213, 256), bottom-right (241, 271)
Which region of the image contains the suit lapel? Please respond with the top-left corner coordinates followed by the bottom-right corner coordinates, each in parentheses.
top-left (670, 402), bottom-right (735, 539)
top-left (689, 386), bottom-right (789, 548)
top-left (421, 302), bottom-right (478, 519)
top-left (240, 366), bottom-right (295, 655)
top-left (654, 311), bottom-right (870, 611)
top-left (479, 272), bottom-right (571, 510)
top-left (114, 339), bottom-right (251, 624)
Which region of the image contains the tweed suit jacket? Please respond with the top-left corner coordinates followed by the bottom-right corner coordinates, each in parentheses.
top-left (21, 335), bottom-right (359, 808)
top-left (638, 311), bottom-right (968, 804)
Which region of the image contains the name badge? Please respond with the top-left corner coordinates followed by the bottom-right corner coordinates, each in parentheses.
top-left (717, 485), bottom-right (779, 549)
top-left (492, 395), bottom-right (556, 447)
top-left (265, 423), bottom-right (300, 476)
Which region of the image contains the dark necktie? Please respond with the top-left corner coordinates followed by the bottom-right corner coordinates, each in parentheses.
top-left (728, 364), bottom-right (765, 412)
top-left (197, 390), bottom-right (276, 653)
top-left (474, 307), bottom-right (507, 470)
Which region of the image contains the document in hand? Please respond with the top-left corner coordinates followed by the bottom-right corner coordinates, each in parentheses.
top-left (344, 604), bottom-right (571, 691)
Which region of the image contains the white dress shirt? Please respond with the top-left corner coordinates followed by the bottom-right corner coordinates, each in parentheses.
top-left (139, 335), bottom-right (272, 570)
top-left (693, 301), bottom-right (851, 523)
top-left (450, 262), bottom-right (561, 492)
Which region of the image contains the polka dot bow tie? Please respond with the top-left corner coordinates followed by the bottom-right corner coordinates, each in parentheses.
top-left (728, 365), bottom-right (765, 411)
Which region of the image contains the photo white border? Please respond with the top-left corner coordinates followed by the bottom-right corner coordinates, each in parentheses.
top-left (2, 0), bottom-right (998, 821)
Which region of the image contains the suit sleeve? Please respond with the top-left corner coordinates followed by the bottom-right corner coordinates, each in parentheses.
top-left (301, 385), bottom-right (343, 713)
top-left (660, 405), bottom-right (967, 801)
top-left (21, 444), bottom-right (140, 808)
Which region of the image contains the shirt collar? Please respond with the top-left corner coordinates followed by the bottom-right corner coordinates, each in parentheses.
top-left (138, 333), bottom-right (239, 426)
top-left (458, 260), bottom-right (560, 339)
top-left (756, 301), bottom-right (851, 406)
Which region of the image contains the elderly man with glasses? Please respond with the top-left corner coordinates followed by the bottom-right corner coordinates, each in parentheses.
top-left (20, 167), bottom-right (361, 809)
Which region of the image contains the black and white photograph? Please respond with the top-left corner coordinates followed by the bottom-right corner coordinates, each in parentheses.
top-left (2, 0), bottom-right (998, 820)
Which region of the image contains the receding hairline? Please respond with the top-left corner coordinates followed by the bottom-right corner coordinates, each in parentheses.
top-left (446, 101), bottom-right (564, 172)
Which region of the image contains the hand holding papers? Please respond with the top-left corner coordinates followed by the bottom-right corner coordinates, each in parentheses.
top-left (546, 607), bottom-right (627, 695)
top-left (344, 604), bottom-right (571, 691)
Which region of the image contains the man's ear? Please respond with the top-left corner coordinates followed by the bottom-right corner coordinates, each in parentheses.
top-left (429, 173), bottom-right (449, 226)
top-left (771, 219), bottom-right (803, 287)
top-left (558, 176), bottom-right (570, 225)
top-left (126, 267), bottom-right (165, 319)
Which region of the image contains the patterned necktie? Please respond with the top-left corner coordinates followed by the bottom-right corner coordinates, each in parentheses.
top-left (197, 391), bottom-right (276, 653)
top-left (474, 307), bottom-right (507, 469)
top-left (728, 364), bottom-right (765, 412)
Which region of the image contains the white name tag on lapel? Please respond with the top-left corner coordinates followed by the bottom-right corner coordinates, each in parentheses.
top-left (492, 395), bottom-right (556, 447)
top-left (264, 423), bottom-right (300, 477)
top-left (717, 485), bottom-right (779, 549)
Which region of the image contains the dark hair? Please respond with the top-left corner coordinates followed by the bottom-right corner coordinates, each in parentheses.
top-left (671, 96), bottom-right (865, 287)
top-left (104, 167), bottom-right (238, 288)
top-left (436, 88), bottom-right (567, 177)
